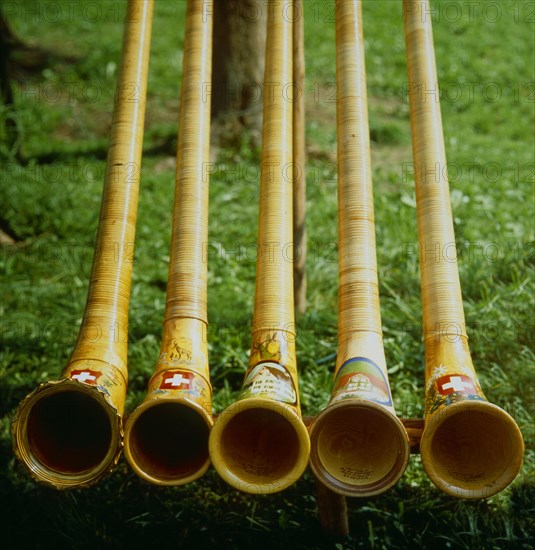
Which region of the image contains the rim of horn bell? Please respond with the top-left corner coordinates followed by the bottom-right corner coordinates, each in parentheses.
top-left (11, 378), bottom-right (123, 489)
top-left (308, 399), bottom-right (410, 497)
top-left (209, 397), bottom-right (311, 494)
top-left (420, 399), bottom-right (524, 499)
top-left (124, 397), bottom-right (213, 486)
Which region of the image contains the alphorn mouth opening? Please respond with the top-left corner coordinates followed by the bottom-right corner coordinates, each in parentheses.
top-left (12, 380), bottom-right (121, 488)
top-left (421, 400), bottom-right (524, 499)
top-left (209, 399), bottom-right (310, 494)
top-left (125, 400), bottom-right (212, 485)
top-left (309, 400), bottom-right (410, 497)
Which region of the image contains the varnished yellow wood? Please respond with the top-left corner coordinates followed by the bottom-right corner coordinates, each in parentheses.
top-left (209, 0), bottom-right (310, 495)
top-left (124, 0), bottom-right (214, 486)
top-left (403, 0), bottom-right (523, 498)
top-left (308, 0), bottom-right (409, 498)
top-left (293, 0), bottom-right (307, 315)
top-left (11, 0), bottom-right (154, 489)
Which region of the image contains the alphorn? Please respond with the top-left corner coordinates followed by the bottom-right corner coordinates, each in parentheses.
top-left (11, 0), bottom-right (154, 489)
top-left (308, 0), bottom-right (410, 497)
top-left (209, 0), bottom-right (310, 494)
top-left (124, 0), bottom-right (213, 486)
top-left (403, 0), bottom-right (524, 498)
top-left (293, 0), bottom-right (307, 315)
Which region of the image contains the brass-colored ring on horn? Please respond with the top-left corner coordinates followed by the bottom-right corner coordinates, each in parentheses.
top-left (309, 399), bottom-right (410, 497)
top-left (12, 378), bottom-right (122, 489)
top-left (209, 397), bottom-right (310, 494)
top-left (420, 399), bottom-right (524, 499)
top-left (124, 397), bottom-right (213, 486)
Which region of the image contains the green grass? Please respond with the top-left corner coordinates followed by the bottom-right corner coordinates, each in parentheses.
top-left (1, 0), bottom-right (534, 548)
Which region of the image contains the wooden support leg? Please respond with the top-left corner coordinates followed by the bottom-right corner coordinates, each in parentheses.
top-left (313, 418), bottom-right (423, 536)
top-left (315, 479), bottom-right (349, 538)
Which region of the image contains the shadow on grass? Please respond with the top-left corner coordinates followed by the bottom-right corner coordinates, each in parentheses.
top-left (1, 441), bottom-right (534, 550)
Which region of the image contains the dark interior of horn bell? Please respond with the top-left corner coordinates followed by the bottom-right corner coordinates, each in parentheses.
top-left (219, 408), bottom-right (300, 485)
top-left (27, 390), bottom-right (112, 474)
top-left (129, 402), bottom-right (209, 481)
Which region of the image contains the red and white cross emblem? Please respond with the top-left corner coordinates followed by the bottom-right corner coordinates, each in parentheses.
top-left (437, 374), bottom-right (475, 395)
top-left (160, 370), bottom-right (193, 390)
top-left (70, 369), bottom-right (101, 385)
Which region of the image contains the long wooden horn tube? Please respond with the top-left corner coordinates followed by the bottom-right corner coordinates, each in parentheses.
top-left (209, 0), bottom-right (310, 494)
top-left (308, 0), bottom-right (410, 497)
top-left (403, 0), bottom-right (523, 498)
top-left (11, 0), bottom-right (154, 489)
top-left (293, 0), bottom-right (307, 315)
top-left (123, 0), bottom-right (213, 486)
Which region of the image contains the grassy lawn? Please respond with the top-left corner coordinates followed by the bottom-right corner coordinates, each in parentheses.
top-left (1, 0), bottom-right (534, 548)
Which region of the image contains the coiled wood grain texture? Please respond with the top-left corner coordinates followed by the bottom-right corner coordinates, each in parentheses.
top-left (293, 0), bottom-right (307, 315)
top-left (208, 1), bottom-right (310, 496)
top-left (335, 0), bottom-right (382, 355)
top-left (252, 0), bottom-right (294, 341)
top-left (404, 0), bottom-right (523, 499)
top-left (12, 0), bottom-right (154, 489)
top-left (306, 1), bottom-right (409, 499)
top-left (122, 0), bottom-right (213, 487)
top-left (69, 0), bottom-right (154, 382)
top-left (403, 0), bottom-right (466, 345)
top-left (165, 0), bottom-right (212, 325)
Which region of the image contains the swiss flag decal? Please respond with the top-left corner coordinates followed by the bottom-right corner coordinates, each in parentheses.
top-left (70, 369), bottom-right (101, 385)
top-left (437, 374), bottom-right (476, 396)
top-left (160, 371), bottom-right (193, 390)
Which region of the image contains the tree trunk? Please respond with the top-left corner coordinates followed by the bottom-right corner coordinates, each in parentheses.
top-left (0, 13), bottom-right (18, 155)
top-left (211, 0), bottom-right (267, 147)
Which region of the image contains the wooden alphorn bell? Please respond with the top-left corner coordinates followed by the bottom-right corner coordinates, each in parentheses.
top-left (308, 0), bottom-right (410, 497)
top-left (209, 0), bottom-right (310, 494)
top-left (403, 0), bottom-right (523, 498)
top-left (123, 0), bottom-right (214, 486)
top-left (11, 0), bottom-right (154, 488)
